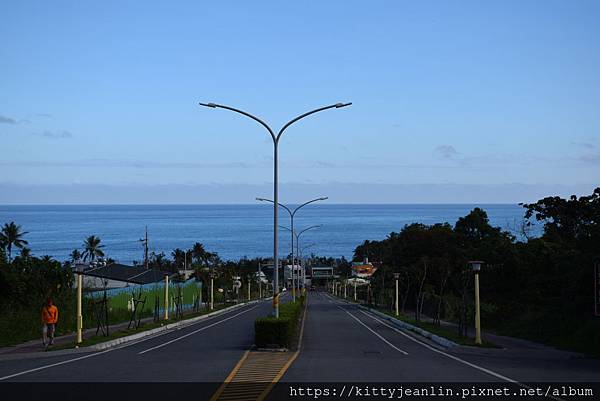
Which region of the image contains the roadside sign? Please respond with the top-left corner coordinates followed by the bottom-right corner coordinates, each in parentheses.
top-left (595, 261), bottom-right (600, 317)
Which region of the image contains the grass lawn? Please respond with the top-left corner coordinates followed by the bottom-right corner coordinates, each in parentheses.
top-left (379, 310), bottom-right (499, 348)
top-left (338, 296), bottom-right (499, 348)
top-left (48, 302), bottom-right (233, 351)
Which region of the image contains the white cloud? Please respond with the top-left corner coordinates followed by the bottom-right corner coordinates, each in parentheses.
top-left (434, 145), bottom-right (458, 159)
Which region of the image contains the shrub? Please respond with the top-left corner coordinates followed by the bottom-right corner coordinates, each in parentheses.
top-left (255, 296), bottom-right (304, 348)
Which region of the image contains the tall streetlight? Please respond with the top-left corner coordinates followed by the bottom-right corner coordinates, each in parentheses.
top-left (279, 224), bottom-right (322, 298)
top-left (199, 102), bottom-right (351, 317)
top-left (257, 197), bottom-right (328, 301)
top-left (468, 261), bottom-right (484, 345)
top-left (299, 243), bottom-right (317, 293)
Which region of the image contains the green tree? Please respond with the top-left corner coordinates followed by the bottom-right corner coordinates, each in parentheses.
top-left (0, 222), bottom-right (29, 262)
top-left (522, 187), bottom-right (600, 252)
top-left (171, 248), bottom-right (185, 269)
top-left (70, 249), bottom-right (82, 262)
top-left (192, 242), bottom-right (212, 266)
top-left (18, 247), bottom-right (32, 262)
top-left (82, 235), bottom-right (105, 262)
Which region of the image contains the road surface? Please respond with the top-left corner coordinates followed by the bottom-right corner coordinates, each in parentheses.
top-left (2, 291), bottom-right (599, 401)
top-left (282, 291), bottom-right (600, 382)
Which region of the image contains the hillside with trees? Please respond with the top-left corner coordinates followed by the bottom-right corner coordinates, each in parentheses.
top-left (352, 188), bottom-right (600, 355)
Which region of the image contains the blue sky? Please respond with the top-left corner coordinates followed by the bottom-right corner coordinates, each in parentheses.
top-left (1, 0), bottom-right (599, 203)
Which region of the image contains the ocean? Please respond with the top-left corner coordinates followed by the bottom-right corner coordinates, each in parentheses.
top-left (0, 204), bottom-right (537, 264)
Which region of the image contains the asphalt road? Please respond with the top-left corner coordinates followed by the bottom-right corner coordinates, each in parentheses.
top-left (2, 291), bottom-right (600, 401)
top-left (281, 291), bottom-right (600, 383)
top-left (0, 298), bottom-right (277, 386)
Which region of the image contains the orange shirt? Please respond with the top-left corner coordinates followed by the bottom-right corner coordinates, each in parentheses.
top-left (42, 305), bottom-right (58, 324)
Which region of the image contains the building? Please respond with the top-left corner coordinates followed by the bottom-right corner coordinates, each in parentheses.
top-left (73, 261), bottom-right (174, 290)
top-left (283, 264), bottom-right (302, 284)
top-left (307, 266), bottom-right (336, 286)
top-left (351, 258), bottom-right (377, 278)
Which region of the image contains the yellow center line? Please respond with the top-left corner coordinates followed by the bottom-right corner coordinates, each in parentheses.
top-left (211, 297), bottom-right (309, 401)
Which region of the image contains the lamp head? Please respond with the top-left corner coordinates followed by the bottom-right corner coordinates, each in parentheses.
top-left (199, 102), bottom-right (217, 108)
top-left (335, 102), bottom-right (352, 108)
top-left (468, 261), bottom-right (484, 272)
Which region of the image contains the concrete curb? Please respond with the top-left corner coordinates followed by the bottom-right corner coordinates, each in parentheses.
top-left (360, 306), bottom-right (458, 348)
top-left (333, 295), bottom-right (458, 349)
top-left (90, 298), bottom-right (269, 351)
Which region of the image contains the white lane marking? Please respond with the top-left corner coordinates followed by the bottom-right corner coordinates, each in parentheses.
top-left (0, 302), bottom-right (263, 381)
top-left (138, 305), bottom-right (259, 354)
top-left (336, 305), bottom-right (408, 355)
top-left (0, 349), bottom-right (113, 381)
top-left (358, 310), bottom-right (566, 401)
top-left (317, 295), bottom-right (566, 401)
top-left (358, 310), bottom-right (517, 382)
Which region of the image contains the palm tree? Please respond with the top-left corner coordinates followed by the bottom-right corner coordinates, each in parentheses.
top-left (192, 242), bottom-right (207, 265)
top-left (149, 251), bottom-right (169, 269)
top-left (171, 248), bottom-right (187, 269)
top-left (19, 247), bottom-right (32, 261)
top-left (82, 235), bottom-right (105, 262)
top-left (0, 222), bottom-right (29, 262)
top-left (70, 249), bottom-right (82, 262)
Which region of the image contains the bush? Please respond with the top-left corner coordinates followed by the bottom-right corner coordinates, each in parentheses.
top-left (255, 296), bottom-right (304, 349)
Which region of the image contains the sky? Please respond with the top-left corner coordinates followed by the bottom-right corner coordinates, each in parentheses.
top-left (1, 0), bottom-right (599, 204)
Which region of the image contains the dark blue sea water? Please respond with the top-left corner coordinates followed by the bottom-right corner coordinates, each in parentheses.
top-left (0, 204), bottom-right (537, 264)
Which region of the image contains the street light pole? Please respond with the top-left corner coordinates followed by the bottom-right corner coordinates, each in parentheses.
top-left (76, 271), bottom-right (83, 344)
top-left (200, 102), bottom-right (350, 318)
top-left (393, 272), bottom-right (400, 317)
top-left (280, 223), bottom-right (322, 297)
top-left (256, 197), bottom-right (328, 302)
top-left (210, 268), bottom-right (215, 311)
top-left (469, 261), bottom-right (484, 345)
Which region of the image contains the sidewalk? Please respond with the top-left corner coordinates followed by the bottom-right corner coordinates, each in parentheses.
top-left (0, 315), bottom-right (157, 355)
top-left (0, 298), bottom-right (268, 357)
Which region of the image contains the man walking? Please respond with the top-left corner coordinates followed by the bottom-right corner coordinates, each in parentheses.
top-left (41, 298), bottom-right (58, 348)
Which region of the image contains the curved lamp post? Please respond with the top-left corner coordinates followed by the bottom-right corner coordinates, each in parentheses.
top-left (257, 197), bottom-right (328, 301)
top-left (279, 224), bottom-right (322, 299)
top-left (199, 102), bottom-right (350, 317)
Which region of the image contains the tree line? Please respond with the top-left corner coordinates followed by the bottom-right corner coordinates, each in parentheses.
top-left (349, 188), bottom-right (600, 355)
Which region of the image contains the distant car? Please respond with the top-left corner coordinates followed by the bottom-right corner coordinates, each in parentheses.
top-left (310, 285), bottom-right (316, 291)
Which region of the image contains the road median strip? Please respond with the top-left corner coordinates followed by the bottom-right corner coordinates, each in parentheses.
top-left (211, 294), bottom-right (308, 401)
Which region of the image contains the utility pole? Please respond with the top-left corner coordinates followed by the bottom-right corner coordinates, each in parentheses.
top-left (140, 226), bottom-right (149, 269)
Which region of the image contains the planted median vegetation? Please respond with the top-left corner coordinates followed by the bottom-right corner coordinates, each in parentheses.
top-left (255, 295), bottom-right (305, 349)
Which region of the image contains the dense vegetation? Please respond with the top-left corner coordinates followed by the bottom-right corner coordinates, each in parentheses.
top-left (1, 188), bottom-right (598, 355)
top-left (350, 188), bottom-right (600, 355)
